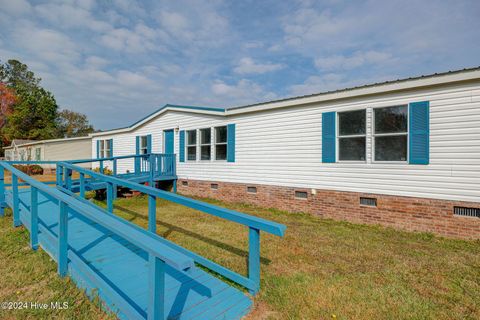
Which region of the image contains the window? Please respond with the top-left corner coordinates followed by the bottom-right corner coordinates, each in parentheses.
top-left (215, 126), bottom-right (227, 160)
top-left (374, 105), bottom-right (408, 161)
top-left (338, 110), bottom-right (366, 161)
top-left (200, 128), bottom-right (211, 160)
top-left (360, 197), bottom-right (377, 207)
top-left (182, 181), bottom-right (188, 186)
top-left (35, 148), bottom-right (41, 161)
top-left (27, 148), bottom-right (32, 160)
top-left (211, 183), bottom-right (218, 190)
top-left (187, 130), bottom-right (197, 161)
top-left (139, 136), bottom-right (148, 155)
top-left (99, 139), bottom-right (112, 158)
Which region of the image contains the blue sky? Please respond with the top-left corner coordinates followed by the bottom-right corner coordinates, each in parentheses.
top-left (0, 0), bottom-right (479, 130)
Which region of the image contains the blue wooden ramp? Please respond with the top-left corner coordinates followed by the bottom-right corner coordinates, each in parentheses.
top-left (0, 158), bottom-right (286, 320)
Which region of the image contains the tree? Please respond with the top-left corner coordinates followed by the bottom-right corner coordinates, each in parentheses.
top-left (0, 59), bottom-right (59, 142)
top-left (56, 109), bottom-right (94, 138)
top-left (0, 82), bottom-right (18, 153)
top-left (0, 82), bottom-right (17, 129)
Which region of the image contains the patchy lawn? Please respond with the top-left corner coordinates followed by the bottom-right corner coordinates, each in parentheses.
top-left (0, 209), bottom-right (114, 320)
top-left (104, 195), bottom-right (480, 320)
top-left (0, 180), bottom-right (479, 319)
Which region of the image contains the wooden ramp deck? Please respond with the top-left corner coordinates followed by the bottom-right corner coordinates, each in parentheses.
top-left (0, 155), bottom-right (286, 320)
top-left (6, 187), bottom-right (252, 320)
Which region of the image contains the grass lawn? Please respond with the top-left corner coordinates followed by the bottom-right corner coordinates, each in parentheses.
top-left (0, 209), bottom-right (115, 320)
top-left (0, 181), bottom-right (479, 319)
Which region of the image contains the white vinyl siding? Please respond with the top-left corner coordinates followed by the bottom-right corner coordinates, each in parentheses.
top-left (91, 80), bottom-right (480, 203)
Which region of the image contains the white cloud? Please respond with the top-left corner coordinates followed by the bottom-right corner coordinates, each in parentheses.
top-left (211, 79), bottom-right (276, 105)
top-left (12, 24), bottom-right (80, 64)
top-left (0, 0), bottom-right (32, 16)
top-left (34, 2), bottom-right (110, 32)
top-left (99, 23), bottom-right (167, 53)
top-left (234, 57), bottom-right (284, 75)
top-left (314, 51), bottom-right (393, 71)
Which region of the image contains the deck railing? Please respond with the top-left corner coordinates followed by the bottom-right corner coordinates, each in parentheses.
top-left (0, 161), bottom-right (193, 320)
top-left (57, 161), bottom-right (286, 294)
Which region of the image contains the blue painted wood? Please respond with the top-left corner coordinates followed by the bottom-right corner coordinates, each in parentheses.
top-left (59, 161), bottom-right (285, 237)
top-left (148, 195), bottom-right (156, 233)
top-left (227, 124), bottom-right (236, 163)
top-left (179, 131), bottom-right (185, 162)
top-left (322, 112), bottom-right (336, 163)
top-left (4, 187), bottom-right (252, 320)
top-left (409, 101), bottom-right (430, 164)
top-left (107, 183), bottom-right (114, 213)
top-left (30, 187), bottom-right (39, 250)
top-left (0, 166), bottom-right (4, 216)
top-left (96, 140), bottom-right (100, 158)
top-left (110, 138), bottom-right (114, 157)
top-left (135, 136), bottom-right (141, 174)
top-left (164, 130), bottom-right (174, 154)
top-left (148, 255), bottom-right (165, 320)
top-left (248, 227), bottom-right (260, 294)
top-left (58, 201), bottom-right (68, 277)
top-left (12, 175), bottom-right (20, 227)
top-left (79, 173), bottom-right (85, 198)
top-left (147, 134), bottom-right (152, 154)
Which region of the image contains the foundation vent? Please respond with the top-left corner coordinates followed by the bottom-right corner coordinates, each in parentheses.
top-left (211, 183), bottom-right (219, 190)
top-left (454, 206), bottom-right (480, 218)
top-left (182, 181), bottom-right (188, 186)
top-left (295, 191), bottom-right (308, 199)
top-left (247, 186), bottom-right (257, 194)
top-left (360, 197), bottom-right (377, 207)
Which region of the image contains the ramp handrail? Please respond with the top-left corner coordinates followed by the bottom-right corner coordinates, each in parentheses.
top-left (0, 161), bottom-right (193, 320)
top-left (57, 160), bottom-right (286, 294)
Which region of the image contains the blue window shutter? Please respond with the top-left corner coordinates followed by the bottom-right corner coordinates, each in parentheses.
top-left (96, 140), bottom-right (100, 159)
top-left (322, 112), bottom-right (336, 163)
top-left (409, 101), bottom-right (430, 164)
top-left (227, 123), bottom-right (236, 162)
top-left (135, 136), bottom-right (140, 172)
top-left (179, 130), bottom-right (185, 162)
top-left (147, 134), bottom-right (152, 154)
top-left (109, 139), bottom-right (113, 157)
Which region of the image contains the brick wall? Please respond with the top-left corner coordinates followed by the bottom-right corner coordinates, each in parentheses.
top-left (177, 179), bottom-right (480, 240)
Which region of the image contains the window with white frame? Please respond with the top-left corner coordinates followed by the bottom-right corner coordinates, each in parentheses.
top-left (99, 139), bottom-right (112, 158)
top-left (200, 128), bottom-right (211, 160)
top-left (187, 130), bottom-right (197, 161)
top-left (27, 148), bottom-right (32, 160)
top-left (374, 105), bottom-right (408, 161)
top-left (139, 136), bottom-right (148, 155)
top-left (338, 109), bottom-right (366, 161)
top-left (215, 126), bottom-right (227, 160)
top-left (35, 147), bottom-right (41, 161)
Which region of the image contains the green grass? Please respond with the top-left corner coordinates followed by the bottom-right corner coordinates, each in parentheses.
top-left (1, 193), bottom-right (479, 320)
top-left (104, 195), bottom-right (480, 320)
top-left (0, 209), bottom-right (115, 320)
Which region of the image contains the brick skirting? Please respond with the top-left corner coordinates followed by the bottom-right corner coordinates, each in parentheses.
top-left (177, 179), bottom-right (480, 240)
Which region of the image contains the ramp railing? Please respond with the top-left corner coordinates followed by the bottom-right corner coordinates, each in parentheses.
top-left (57, 161), bottom-right (286, 295)
top-left (0, 161), bottom-right (193, 320)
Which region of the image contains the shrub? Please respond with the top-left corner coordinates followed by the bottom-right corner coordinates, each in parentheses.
top-left (13, 164), bottom-right (44, 175)
top-left (93, 166), bottom-right (113, 175)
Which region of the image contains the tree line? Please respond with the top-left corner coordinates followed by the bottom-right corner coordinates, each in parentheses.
top-left (0, 59), bottom-right (95, 155)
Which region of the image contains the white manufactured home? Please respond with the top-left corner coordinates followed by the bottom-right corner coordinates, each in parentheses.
top-left (90, 67), bottom-right (480, 239)
top-left (3, 136), bottom-right (92, 170)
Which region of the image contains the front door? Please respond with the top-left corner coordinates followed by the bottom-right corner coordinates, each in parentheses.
top-left (164, 129), bottom-right (174, 154)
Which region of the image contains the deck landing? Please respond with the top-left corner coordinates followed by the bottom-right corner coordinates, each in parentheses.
top-left (6, 188), bottom-right (252, 320)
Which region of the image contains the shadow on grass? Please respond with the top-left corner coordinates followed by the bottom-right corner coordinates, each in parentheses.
top-left (113, 204), bottom-right (271, 267)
